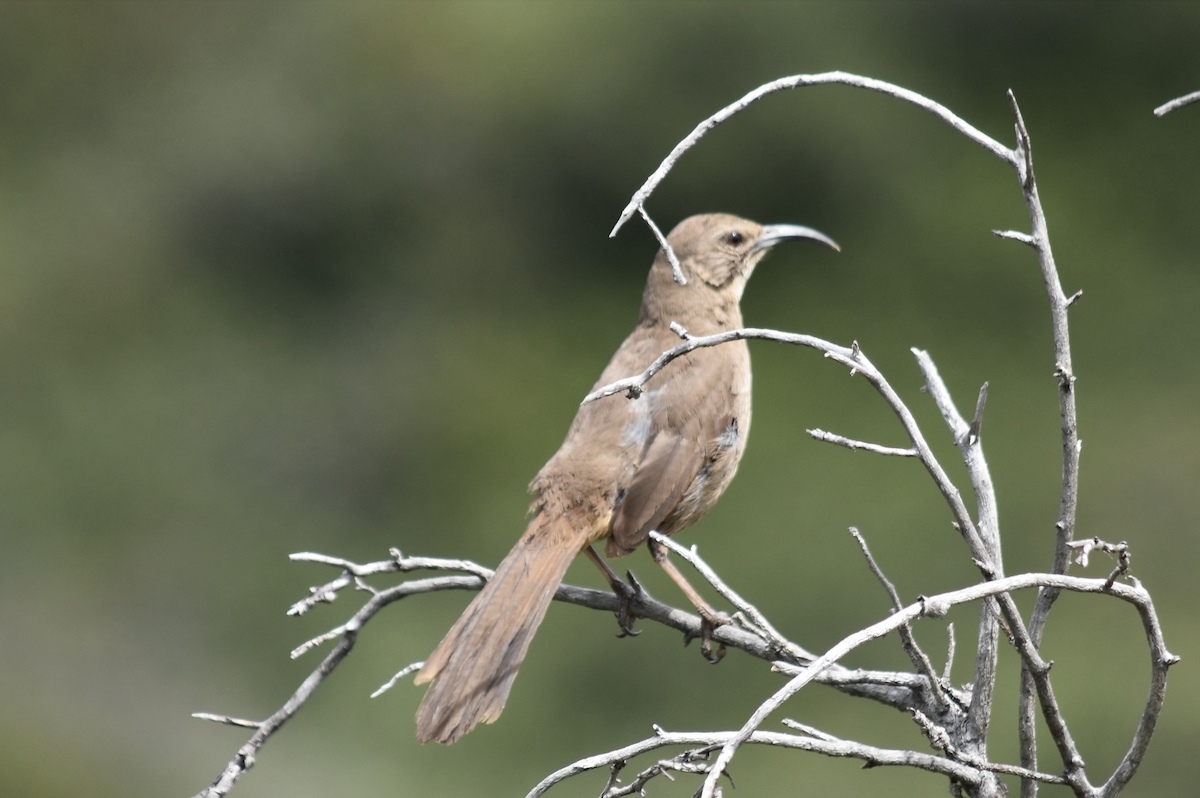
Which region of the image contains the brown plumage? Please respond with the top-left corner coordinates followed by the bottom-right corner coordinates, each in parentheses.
top-left (414, 213), bottom-right (837, 744)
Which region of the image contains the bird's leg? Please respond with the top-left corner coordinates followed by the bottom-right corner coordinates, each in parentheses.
top-left (648, 538), bottom-right (729, 663)
top-left (584, 545), bottom-right (642, 637)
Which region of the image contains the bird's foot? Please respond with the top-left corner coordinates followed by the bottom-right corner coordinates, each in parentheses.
top-left (685, 609), bottom-right (730, 663)
top-left (612, 570), bottom-right (646, 638)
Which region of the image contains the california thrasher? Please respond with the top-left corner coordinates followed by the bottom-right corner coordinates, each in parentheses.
top-left (414, 213), bottom-right (837, 744)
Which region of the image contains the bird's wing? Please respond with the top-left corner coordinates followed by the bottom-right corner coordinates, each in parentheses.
top-left (607, 429), bottom-right (702, 556)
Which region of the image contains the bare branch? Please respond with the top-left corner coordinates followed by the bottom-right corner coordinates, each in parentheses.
top-left (371, 660), bottom-right (425, 698)
top-left (292, 548), bottom-right (494, 580)
top-left (291, 625), bottom-right (348, 659)
top-left (780, 718), bottom-right (838, 741)
top-left (611, 71), bottom-right (1016, 239)
top-left (648, 531), bottom-right (816, 664)
top-left (287, 549), bottom-right (493, 616)
top-left (201, 532), bottom-right (1014, 798)
top-left (526, 728), bottom-right (987, 798)
top-left (195, 537), bottom-right (1172, 798)
top-left (695, 572), bottom-right (1172, 798)
top-left (286, 572), bottom-right (350, 615)
top-left (1065, 537), bottom-right (1131, 595)
top-left (808, 428), bottom-right (917, 456)
top-left (1000, 88), bottom-right (1083, 797)
top-left (910, 709), bottom-right (1068, 786)
top-left (195, 632), bottom-right (356, 797)
top-left (637, 205), bottom-right (687, 286)
top-left (581, 327), bottom-right (854, 404)
top-left (943, 623), bottom-right (956, 683)
top-left (969, 382), bottom-right (989, 446)
top-left (1066, 537), bottom-right (1127, 570)
top-left (668, 321), bottom-right (692, 340)
top-left (191, 713), bottom-right (261, 729)
top-left (587, 329), bottom-right (994, 576)
top-left (910, 351), bottom-right (998, 554)
top-left (775, 661), bottom-right (945, 694)
top-left (192, 574), bottom-right (483, 798)
top-left (849, 527), bottom-right (948, 708)
top-left (1153, 89), bottom-right (1200, 116)
top-left (911, 348), bottom-right (1003, 755)
top-left (994, 229), bottom-right (1037, 246)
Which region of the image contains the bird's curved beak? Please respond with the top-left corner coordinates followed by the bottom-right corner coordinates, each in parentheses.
top-left (752, 224), bottom-right (840, 254)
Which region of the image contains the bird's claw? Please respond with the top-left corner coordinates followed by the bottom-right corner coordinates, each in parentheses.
top-left (613, 570), bottom-right (645, 637)
top-left (683, 610), bottom-right (730, 663)
top-left (700, 611), bottom-right (730, 663)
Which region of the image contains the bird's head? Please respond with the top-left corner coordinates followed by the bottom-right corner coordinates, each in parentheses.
top-left (643, 213), bottom-right (838, 322)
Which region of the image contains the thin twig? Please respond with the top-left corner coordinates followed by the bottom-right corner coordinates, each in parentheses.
top-left (774, 662), bottom-right (946, 693)
top-left (780, 719), bottom-right (837, 741)
top-left (611, 73), bottom-right (1022, 293)
top-left (943, 623), bottom-right (956, 683)
top-left (371, 660), bottom-right (425, 698)
top-left (611, 71), bottom-right (1015, 240)
top-left (287, 550), bottom-right (493, 616)
top-left (648, 531), bottom-right (816, 664)
top-left (968, 382), bottom-right (989, 446)
top-left (1065, 537), bottom-right (1127, 570)
top-left (1153, 90), bottom-right (1200, 117)
top-left (638, 205), bottom-right (686, 286)
top-left (994, 229), bottom-right (1037, 246)
top-left (808, 428), bottom-right (917, 457)
top-left (191, 713), bottom-right (261, 729)
top-left (581, 327), bottom-right (855, 405)
top-left (849, 527), bottom-right (948, 708)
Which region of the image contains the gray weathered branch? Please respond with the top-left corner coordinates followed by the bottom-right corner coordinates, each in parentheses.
top-left (192, 545), bottom-right (944, 798)
top-left (1153, 90), bottom-right (1200, 116)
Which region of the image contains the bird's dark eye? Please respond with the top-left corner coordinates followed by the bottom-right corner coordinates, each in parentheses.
top-left (724, 231), bottom-right (745, 247)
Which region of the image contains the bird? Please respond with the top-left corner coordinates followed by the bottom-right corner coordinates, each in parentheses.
top-left (414, 213), bottom-right (838, 744)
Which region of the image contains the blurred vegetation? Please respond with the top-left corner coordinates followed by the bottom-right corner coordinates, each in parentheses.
top-left (0, 3), bottom-right (1197, 797)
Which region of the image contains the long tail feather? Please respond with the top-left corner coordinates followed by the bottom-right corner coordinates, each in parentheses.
top-left (414, 511), bottom-right (588, 744)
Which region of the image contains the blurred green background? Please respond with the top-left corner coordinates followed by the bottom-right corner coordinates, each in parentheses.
top-left (0, 2), bottom-right (1197, 797)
